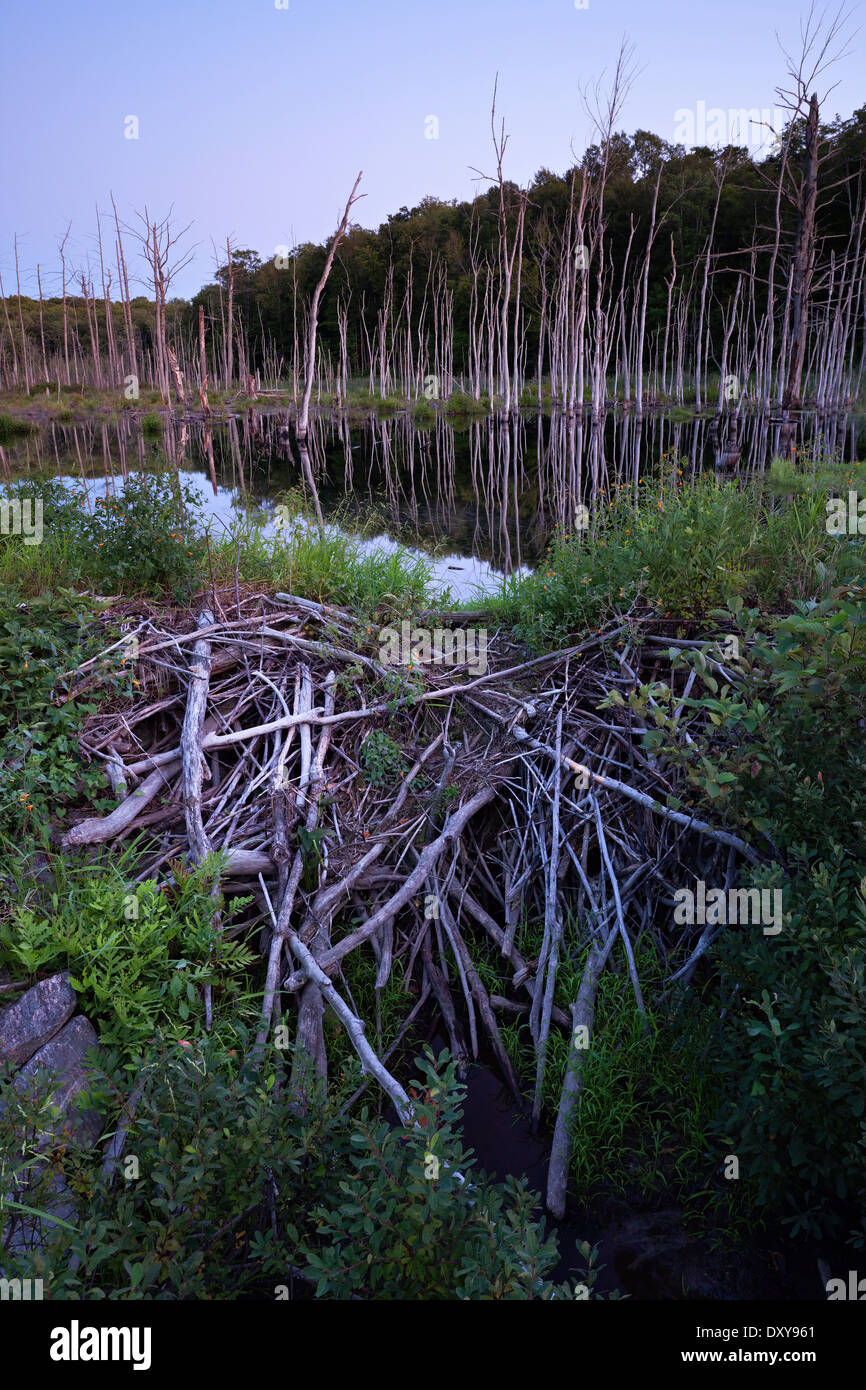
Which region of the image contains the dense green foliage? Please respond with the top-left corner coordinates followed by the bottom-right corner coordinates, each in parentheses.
top-left (649, 589), bottom-right (866, 1239)
top-left (0, 849), bottom-right (256, 1059)
top-left (0, 1040), bottom-right (609, 1300)
top-left (0, 586), bottom-right (118, 835)
top-left (492, 469), bottom-right (857, 648)
top-left (0, 474), bottom-right (206, 601)
top-left (481, 934), bottom-right (722, 1209)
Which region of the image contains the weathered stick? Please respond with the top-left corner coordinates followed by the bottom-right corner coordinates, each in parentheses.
top-left (258, 874), bottom-right (413, 1126)
top-left (61, 760), bottom-right (181, 847)
top-left (281, 786), bottom-right (498, 991)
top-left (181, 610), bottom-right (215, 865)
top-left (546, 922), bottom-right (619, 1220)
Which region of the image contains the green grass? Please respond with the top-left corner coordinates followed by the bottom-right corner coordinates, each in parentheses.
top-left (487, 468), bottom-right (866, 649)
top-left (476, 924), bottom-right (742, 1232)
top-left (0, 469), bottom-right (439, 616)
top-left (441, 390), bottom-right (493, 416)
top-left (207, 514), bottom-right (437, 616)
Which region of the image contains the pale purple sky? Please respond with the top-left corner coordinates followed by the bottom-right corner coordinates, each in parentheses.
top-left (1, 0), bottom-right (861, 299)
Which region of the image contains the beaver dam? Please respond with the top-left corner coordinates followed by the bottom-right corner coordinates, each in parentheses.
top-left (53, 586), bottom-right (760, 1209)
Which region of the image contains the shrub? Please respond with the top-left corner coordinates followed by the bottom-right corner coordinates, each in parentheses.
top-left (649, 588), bottom-right (866, 1238)
top-left (493, 474), bottom-right (863, 650)
top-left (1, 472), bottom-right (207, 600)
top-left (0, 852), bottom-right (256, 1059)
top-left (0, 587), bottom-right (115, 835)
top-left (302, 1051), bottom-right (610, 1300)
top-left (0, 1041), bottom-right (609, 1300)
top-left (359, 730), bottom-right (406, 786)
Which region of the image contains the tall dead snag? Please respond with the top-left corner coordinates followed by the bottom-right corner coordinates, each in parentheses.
top-left (761, 3), bottom-right (853, 414)
top-left (198, 305), bottom-right (210, 413)
top-left (296, 171), bottom-right (364, 441)
top-left (59, 222), bottom-right (72, 385)
top-left (470, 78), bottom-right (529, 416)
top-left (782, 91), bottom-right (820, 410)
top-left (167, 345), bottom-right (186, 406)
top-left (0, 268), bottom-right (19, 387)
top-left (580, 40), bottom-right (638, 420)
top-left (111, 194), bottom-right (137, 388)
top-left (131, 206), bottom-right (194, 404)
top-left (13, 235), bottom-right (31, 394)
top-left (35, 265), bottom-right (49, 383)
top-left (224, 237), bottom-right (234, 391)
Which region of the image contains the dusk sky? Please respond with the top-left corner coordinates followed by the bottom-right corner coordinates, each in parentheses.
top-left (2, 0), bottom-right (861, 299)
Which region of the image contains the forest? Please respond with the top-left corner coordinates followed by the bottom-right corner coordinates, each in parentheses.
top-left (2, 92), bottom-right (866, 416)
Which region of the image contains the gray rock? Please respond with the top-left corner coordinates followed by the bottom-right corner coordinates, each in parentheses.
top-left (0, 973), bottom-right (77, 1068)
top-left (1, 1169), bottom-right (79, 1262)
top-left (13, 1015), bottom-right (103, 1148)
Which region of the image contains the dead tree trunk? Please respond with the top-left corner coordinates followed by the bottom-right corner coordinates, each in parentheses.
top-left (783, 92), bottom-right (820, 410)
top-left (296, 171), bottom-right (364, 442)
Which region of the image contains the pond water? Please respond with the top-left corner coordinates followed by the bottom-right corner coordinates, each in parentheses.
top-left (4, 406), bottom-right (865, 599)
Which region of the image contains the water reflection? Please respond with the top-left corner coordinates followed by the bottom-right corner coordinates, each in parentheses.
top-left (5, 406), bottom-right (865, 598)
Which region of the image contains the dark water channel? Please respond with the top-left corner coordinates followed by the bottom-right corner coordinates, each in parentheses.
top-left (454, 1052), bottom-right (850, 1302)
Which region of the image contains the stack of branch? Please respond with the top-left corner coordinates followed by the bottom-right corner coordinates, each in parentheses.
top-left (59, 594), bottom-right (759, 1214)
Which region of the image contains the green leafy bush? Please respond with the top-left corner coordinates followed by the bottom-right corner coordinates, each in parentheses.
top-left (1, 472), bottom-right (207, 600)
top-left (649, 587), bottom-right (866, 1238)
top-left (0, 852), bottom-right (256, 1057)
top-left (359, 729), bottom-right (406, 786)
top-left (303, 1051), bottom-right (609, 1300)
top-left (0, 587), bottom-right (116, 834)
top-left (1, 1041), bottom-right (609, 1300)
top-left (710, 851), bottom-right (866, 1239)
top-left (1, 1033), bottom-right (314, 1299)
top-left (494, 474), bottom-right (863, 650)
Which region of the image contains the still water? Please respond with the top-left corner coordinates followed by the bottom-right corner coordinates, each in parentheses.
top-left (5, 406), bottom-right (865, 598)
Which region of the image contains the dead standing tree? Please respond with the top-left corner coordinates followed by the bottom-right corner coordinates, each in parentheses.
top-left (758, 2), bottom-right (854, 424)
top-left (296, 171), bottom-right (364, 443)
top-left (777, 5), bottom-right (854, 411)
top-left (471, 78), bottom-right (530, 417)
top-left (580, 41), bottom-right (639, 420)
top-left (131, 206), bottom-right (195, 405)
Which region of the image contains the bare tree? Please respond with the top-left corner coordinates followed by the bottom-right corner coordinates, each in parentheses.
top-left (296, 171), bottom-right (364, 441)
top-left (471, 78), bottom-right (531, 416)
top-left (776, 4), bottom-right (855, 409)
top-left (130, 206), bottom-right (195, 403)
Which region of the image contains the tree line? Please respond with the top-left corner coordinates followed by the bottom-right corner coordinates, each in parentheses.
top-left (3, 44), bottom-right (865, 416)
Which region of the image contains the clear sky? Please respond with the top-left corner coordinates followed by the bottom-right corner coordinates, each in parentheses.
top-left (1, 0), bottom-right (861, 299)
